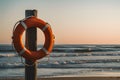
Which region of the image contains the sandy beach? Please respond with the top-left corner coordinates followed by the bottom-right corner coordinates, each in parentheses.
top-left (41, 77), bottom-right (120, 80)
top-left (1, 76), bottom-right (120, 80)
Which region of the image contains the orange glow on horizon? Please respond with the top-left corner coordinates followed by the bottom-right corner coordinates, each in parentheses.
top-left (1, 0), bottom-right (120, 44)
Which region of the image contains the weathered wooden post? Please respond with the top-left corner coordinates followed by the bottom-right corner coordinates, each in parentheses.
top-left (25, 10), bottom-right (37, 80)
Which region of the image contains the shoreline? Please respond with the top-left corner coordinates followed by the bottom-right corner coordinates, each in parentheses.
top-left (0, 76), bottom-right (120, 80)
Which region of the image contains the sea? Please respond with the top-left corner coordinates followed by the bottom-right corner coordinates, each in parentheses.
top-left (1, 44), bottom-right (120, 78)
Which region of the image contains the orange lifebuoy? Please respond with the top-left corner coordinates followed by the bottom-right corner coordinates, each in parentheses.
top-left (12, 16), bottom-right (54, 61)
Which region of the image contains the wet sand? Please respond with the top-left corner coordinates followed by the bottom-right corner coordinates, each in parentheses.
top-left (1, 76), bottom-right (120, 80)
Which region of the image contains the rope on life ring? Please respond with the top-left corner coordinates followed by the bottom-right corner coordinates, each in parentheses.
top-left (12, 16), bottom-right (54, 61)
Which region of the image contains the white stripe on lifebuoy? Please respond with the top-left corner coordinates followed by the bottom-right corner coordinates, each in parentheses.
top-left (42, 48), bottom-right (49, 54)
top-left (19, 47), bottom-right (26, 55)
top-left (42, 23), bottom-right (49, 31)
top-left (20, 21), bottom-right (27, 29)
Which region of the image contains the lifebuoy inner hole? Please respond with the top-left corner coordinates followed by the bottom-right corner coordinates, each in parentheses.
top-left (21, 28), bottom-right (45, 51)
top-left (37, 28), bottom-right (45, 50)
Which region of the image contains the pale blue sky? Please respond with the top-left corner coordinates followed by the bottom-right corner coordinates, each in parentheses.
top-left (1, 0), bottom-right (120, 44)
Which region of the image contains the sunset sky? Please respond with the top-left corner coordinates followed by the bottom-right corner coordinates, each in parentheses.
top-left (1, 0), bottom-right (120, 44)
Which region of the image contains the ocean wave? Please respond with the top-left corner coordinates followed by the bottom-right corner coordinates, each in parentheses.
top-left (53, 48), bottom-right (120, 52)
top-left (0, 59), bottom-right (120, 69)
top-left (0, 52), bottom-right (120, 58)
top-left (38, 60), bottom-right (120, 69)
top-left (0, 62), bottom-right (24, 69)
top-left (0, 54), bottom-right (17, 58)
top-left (50, 52), bottom-right (120, 57)
top-left (1, 44), bottom-right (120, 53)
